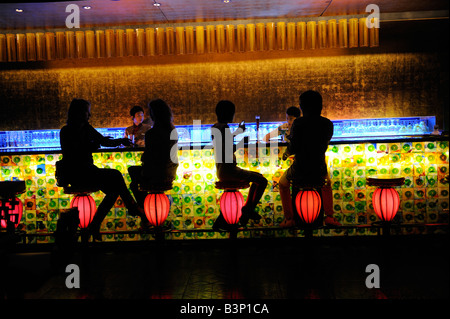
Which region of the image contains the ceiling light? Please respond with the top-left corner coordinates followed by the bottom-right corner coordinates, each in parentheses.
top-left (153, 2), bottom-right (161, 6)
top-left (223, 0), bottom-right (231, 3)
top-left (15, 8), bottom-right (23, 13)
top-left (83, 6), bottom-right (91, 10)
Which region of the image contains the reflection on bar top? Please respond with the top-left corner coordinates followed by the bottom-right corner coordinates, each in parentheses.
top-left (1, 134), bottom-right (448, 155)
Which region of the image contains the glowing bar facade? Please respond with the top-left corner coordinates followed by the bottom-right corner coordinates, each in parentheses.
top-left (1, 136), bottom-right (448, 243)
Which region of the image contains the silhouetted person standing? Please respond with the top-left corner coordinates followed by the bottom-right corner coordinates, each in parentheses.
top-left (59, 98), bottom-right (147, 240)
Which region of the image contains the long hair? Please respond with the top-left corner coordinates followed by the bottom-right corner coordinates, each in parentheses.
top-left (67, 98), bottom-right (90, 126)
top-left (148, 99), bottom-right (173, 128)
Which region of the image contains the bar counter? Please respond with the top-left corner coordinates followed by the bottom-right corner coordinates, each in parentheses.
top-left (1, 134), bottom-right (448, 243)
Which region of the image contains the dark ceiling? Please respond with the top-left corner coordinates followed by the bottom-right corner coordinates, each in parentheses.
top-left (0, 0), bottom-right (448, 31)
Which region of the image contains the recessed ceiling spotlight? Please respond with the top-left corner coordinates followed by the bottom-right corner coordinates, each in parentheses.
top-left (153, 2), bottom-right (161, 6)
top-left (83, 6), bottom-right (91, 9)
top-left (15, 8), bottom-right (23, 13)
top-left (223, 0), bottom-right (231, 3)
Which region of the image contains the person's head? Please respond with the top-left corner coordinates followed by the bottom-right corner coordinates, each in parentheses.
top-left (148, 99), bottom-right (173, 126)
top-left (299, 90), bottom-right (322, 116)
top-left (67, 98), bottom-right (91, 126)
top-left (285, 106), bottom-right (301, 127)
top-left (130, 106), bottom-right (145, 126)
top-left (215, 100), bottom-right (235, 123)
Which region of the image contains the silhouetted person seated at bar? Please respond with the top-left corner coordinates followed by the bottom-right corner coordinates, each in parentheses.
top-left (278, 90), bottom-right (340, 227)
top-left (58, 98), bottom-right (147, 240)
top-left (211, 100), bottom-right (268, 229)
top-left (128, 99), bottom-right (179, 208)
top-left (124, 105), bottom-right (151, 147)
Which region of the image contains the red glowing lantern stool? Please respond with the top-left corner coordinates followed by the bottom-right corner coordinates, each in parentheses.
top-left (293, 178), bottom-right (327, 226)
top-left (215, 181), bottom-right (250, 225)
top-left (367, 177), bottom-right (405, 222)
top-left (292, 179), bottom-right (327, 238)
top-left (140, 181), bottom-right (173, 227)
top-left (367, 177), bottom-right (405, 236)
top-left (0, 181), bottom-right (26, 233)
top-left (64, 186), bottom-right (99, 229)
top-left (295, 188), bottom-right (322, 225)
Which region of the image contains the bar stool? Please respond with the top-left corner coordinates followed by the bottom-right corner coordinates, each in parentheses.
top-left (292, 178), bottom-right (327, 237)
top-left (63, 185), bottom-right (99, 229)
top-left (367, 176), bottom-right (405, 236)
top-left (0, 181), bottom-right (25, 234)
top-left (215, 180), bottom-right (250, 226)
top-left (139, 180), bottom-right (173, 227)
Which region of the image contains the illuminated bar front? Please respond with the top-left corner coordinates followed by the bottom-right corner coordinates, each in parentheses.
top-left (1, 116), bottom-right (448, 243)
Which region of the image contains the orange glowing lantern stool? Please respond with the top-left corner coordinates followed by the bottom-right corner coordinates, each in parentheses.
top-left (295, 188), bottom-right (322, 224)
top-left (140, 181), bottom-right (174, 227)
top-left (367, 177), bottom-right (405, 223)
top-left (64, 186), bottom-right (99, 229)
top-left (0, 181), bottom-right (26, 233)
top-left (215, 181), bottom-right (250, 225)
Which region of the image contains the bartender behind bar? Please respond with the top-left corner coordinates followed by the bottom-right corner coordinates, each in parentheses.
top-left (124, 106), bottom-right (152, 147)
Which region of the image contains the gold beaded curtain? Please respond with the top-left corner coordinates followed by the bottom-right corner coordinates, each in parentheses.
top-left (0, 18), bottom-right (379, 62)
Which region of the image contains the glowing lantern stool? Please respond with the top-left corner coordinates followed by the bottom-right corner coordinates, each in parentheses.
top-left (295, 188), bottom-right (322, 225)
top-left (292, 179), bottom-right (327, 238)
top-left (139, 181), bottom-right (173, 228)
top-left (216, 181), bottom-right (250, 237)
top-left (367, 177), bottom-right (405, 235)
top-left (0, 181), bottom-right (26, 234)
top-left (64, 186), bottom-right (99, 229)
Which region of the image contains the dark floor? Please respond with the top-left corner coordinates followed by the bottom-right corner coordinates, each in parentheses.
top-left (1, 234), bottom-right (449, 315)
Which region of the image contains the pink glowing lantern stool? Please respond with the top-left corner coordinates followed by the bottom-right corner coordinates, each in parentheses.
top-left (0, 197), bottom-right (23, 229)
top-left (70, 194), bottom-right (97, 229)
top-left (64, 186), bottom-right (99, 229)
top-left (0, 181), bottom-right (26, 233)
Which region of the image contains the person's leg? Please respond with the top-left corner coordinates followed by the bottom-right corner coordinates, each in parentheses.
top-left (90, 168), bottom-right (146, 236)
top-left (243, 171), bottom-right (268, 212)
top-left (239, 171), bottom-right (267, 226)
top-left (279, 170), bottom-right (295, 227)
top-left (322, 176), bottom-right (341, 226)
top-left (128, 165), bottom-right (147, 208)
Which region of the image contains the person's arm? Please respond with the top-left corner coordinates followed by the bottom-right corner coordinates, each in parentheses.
top-left (88, 125), bottom-right (131, 148)
top-left (286, 121), bottom-right (298, 156)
